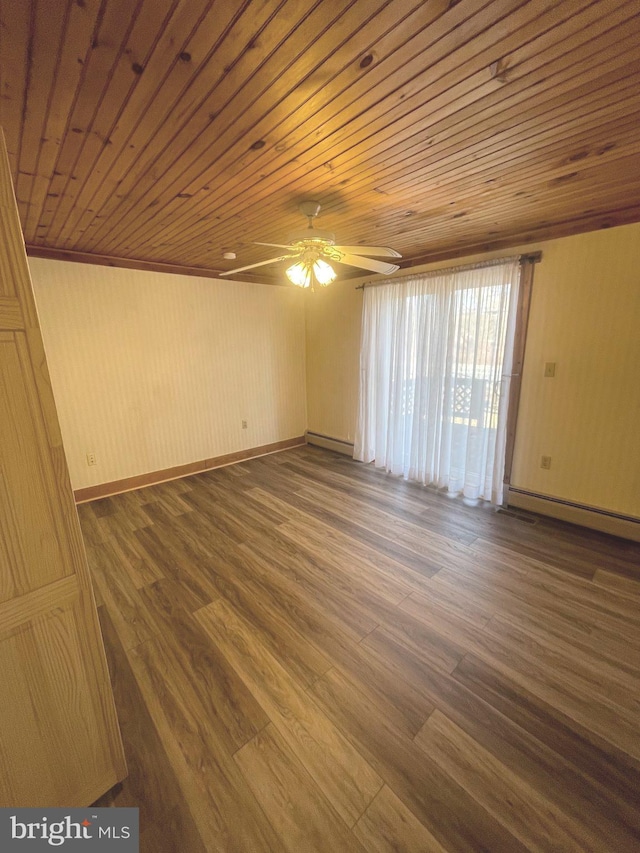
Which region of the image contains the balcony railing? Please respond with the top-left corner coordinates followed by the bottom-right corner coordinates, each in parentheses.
top-left (396, 375), bottom-right (501, 430)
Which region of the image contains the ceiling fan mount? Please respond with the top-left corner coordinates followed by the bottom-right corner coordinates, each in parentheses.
top-left (220, 201), bottom-right (402, 286)
top-left (287, 201), bottom-right (335, 246)
top-left (298, 200), bottom-right (322, 221)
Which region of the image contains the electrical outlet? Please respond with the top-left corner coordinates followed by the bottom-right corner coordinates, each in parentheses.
top-left (86, 452), bottom-right (97, 467)
top-left (544, 362), bottom-right (556, 377)
top-left (241, 419), bottom-right (248, 429)
top-left (540, 455), bottom-right (551, 470)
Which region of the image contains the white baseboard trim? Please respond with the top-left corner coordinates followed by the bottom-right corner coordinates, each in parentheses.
top-left (305, 431), bottom-right (354, 457)
top-left (506, 487), bottom-right (640, 542)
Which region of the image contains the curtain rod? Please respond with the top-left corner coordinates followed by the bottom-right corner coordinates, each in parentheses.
top-left (354, 251), bottom-right (542, 290)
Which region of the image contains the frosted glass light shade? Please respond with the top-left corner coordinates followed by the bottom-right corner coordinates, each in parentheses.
top-left (286, 257), bottom-right (336, 288)
top-left (286, 261), bottom-right (313, 288)
top-left (313, 258), bottom-right (337, 285)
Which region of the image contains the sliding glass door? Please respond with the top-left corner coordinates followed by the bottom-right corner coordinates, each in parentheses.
top-left (355, 258), bottom-right (519, 505)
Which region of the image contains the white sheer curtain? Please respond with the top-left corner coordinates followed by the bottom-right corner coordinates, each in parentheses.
top-left (355, 258), bottom-right (520, 505)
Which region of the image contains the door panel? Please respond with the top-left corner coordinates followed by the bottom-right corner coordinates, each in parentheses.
top-left (0, 333), bottom-right (69, 600)
top-left (0, 128), bottom-right (126, 807)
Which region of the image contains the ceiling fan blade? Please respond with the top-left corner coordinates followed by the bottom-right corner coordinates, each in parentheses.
top-left (220, 256), bottom-right (294, 275)
top-left (333, 252), bottom-right (400, 275)
top-left (254, 241), bottom-right (294, 249)
top-left (332, 245), bottom-right (401, 258)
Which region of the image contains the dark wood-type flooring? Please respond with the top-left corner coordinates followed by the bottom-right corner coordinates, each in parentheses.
top-left (80, 445), bottom-right (640, 852)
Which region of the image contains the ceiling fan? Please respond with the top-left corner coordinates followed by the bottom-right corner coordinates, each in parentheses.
top-left (220, 201), bottom-right (401, 288)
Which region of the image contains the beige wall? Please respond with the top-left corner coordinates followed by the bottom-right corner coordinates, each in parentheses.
top-left (305, 222), bottom-right (640, 519)
top-left (511, 224), bottom-right (640, 518)
top-left (305, 278), bottom-right (362, 444)
top-left (30, 258), bottom-right (307, 490)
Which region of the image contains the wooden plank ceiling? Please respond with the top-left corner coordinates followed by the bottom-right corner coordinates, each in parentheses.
top-left (1, 0), bottom-right (640, 284)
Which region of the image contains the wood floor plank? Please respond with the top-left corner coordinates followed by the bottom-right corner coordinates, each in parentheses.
top-left (144, 482), bottom-right (194, 516)
top-left (477, 519), bottom-right (612, 579)
top-left (93, 607), bottom-right (208, 853)
top-left (127, 636), bottom-right (281, 852)
top-left (310, 667), bottom-right (529, 852)
top-left (427, 566), bottom-right (603, 639)
top-left (114, 491), bottom-right (157, 530)
top-left (295, 480), bottom-right (476, 559)
top-left (180, 487), bottom-right (248, 544)
top-left (353, 785), bottom-right (449, 853)
top-left (491, 607), bottom-right (640, 677)
top-left (401, 588), bottom-right (640, 758)
top-left (405, 583), bottom-right (640, 709)
top-left (195, 597), bottom-right (383, 827)
top-left (79, 446), bottom-right (640, 851)
top-left (156, 518), bottom-right (336, 687)
top-left (102, 530), bottom-right (163, 591)
top-left (401, 581), bottom-right (492, 629)
top-left (77, 502), bottom-right (109, 546)
top-left (138, 579), bottom-right (270, 754)
top-left (483, 614), bottom-right (640, 702)
top-left (234, 724), bottom-right (368, 853)
top-left (277, 520), bottom-right (417, 612)
top-left (203, 559), bottom-right (335, 689)
top-left (263, 507), bottom-right (421, 602)
top-left (237, 541), bottom-right (374, 647)
top-left (238, 529), bottom-right (382, 638)
top-left (283, 463), bottom-right (477, 562)
top-left (230, 550), bottom-right (434, 741)
top-left (593, 569), bottom-right (640, 597)
top-left (252, 480), bottom-right (443, 575)
top-left (472, 537), bottom-right (640, 625)
top-left (452, 655), bottom-right (640, 823)
top-left (279, 456), bottom-right (482, 544)
top-left (415, 709), bottom-right (608, 852)
top-left (249, 486), bottom-right (440, 593)
top-left (359, 628), bottom-right (640, 848)
top-left (87, 539), bottom-right (163, 651)
top-left (461, 642), bottom-right (640, 758)
top-left (134, 522), bottom-right (221, 609)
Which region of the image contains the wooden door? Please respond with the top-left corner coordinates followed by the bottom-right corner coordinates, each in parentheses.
top-left (0, 129), bottom-right (126, 806)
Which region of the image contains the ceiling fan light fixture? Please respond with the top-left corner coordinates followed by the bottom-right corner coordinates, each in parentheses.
top-left (286, 256), bottom-right (337, 288)
top-left (221, 202), bottom-right (401, 281)
top-left (285, 260), bottom-right (313, 288)
top-left (312, 258), bottom-right (336, 286)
